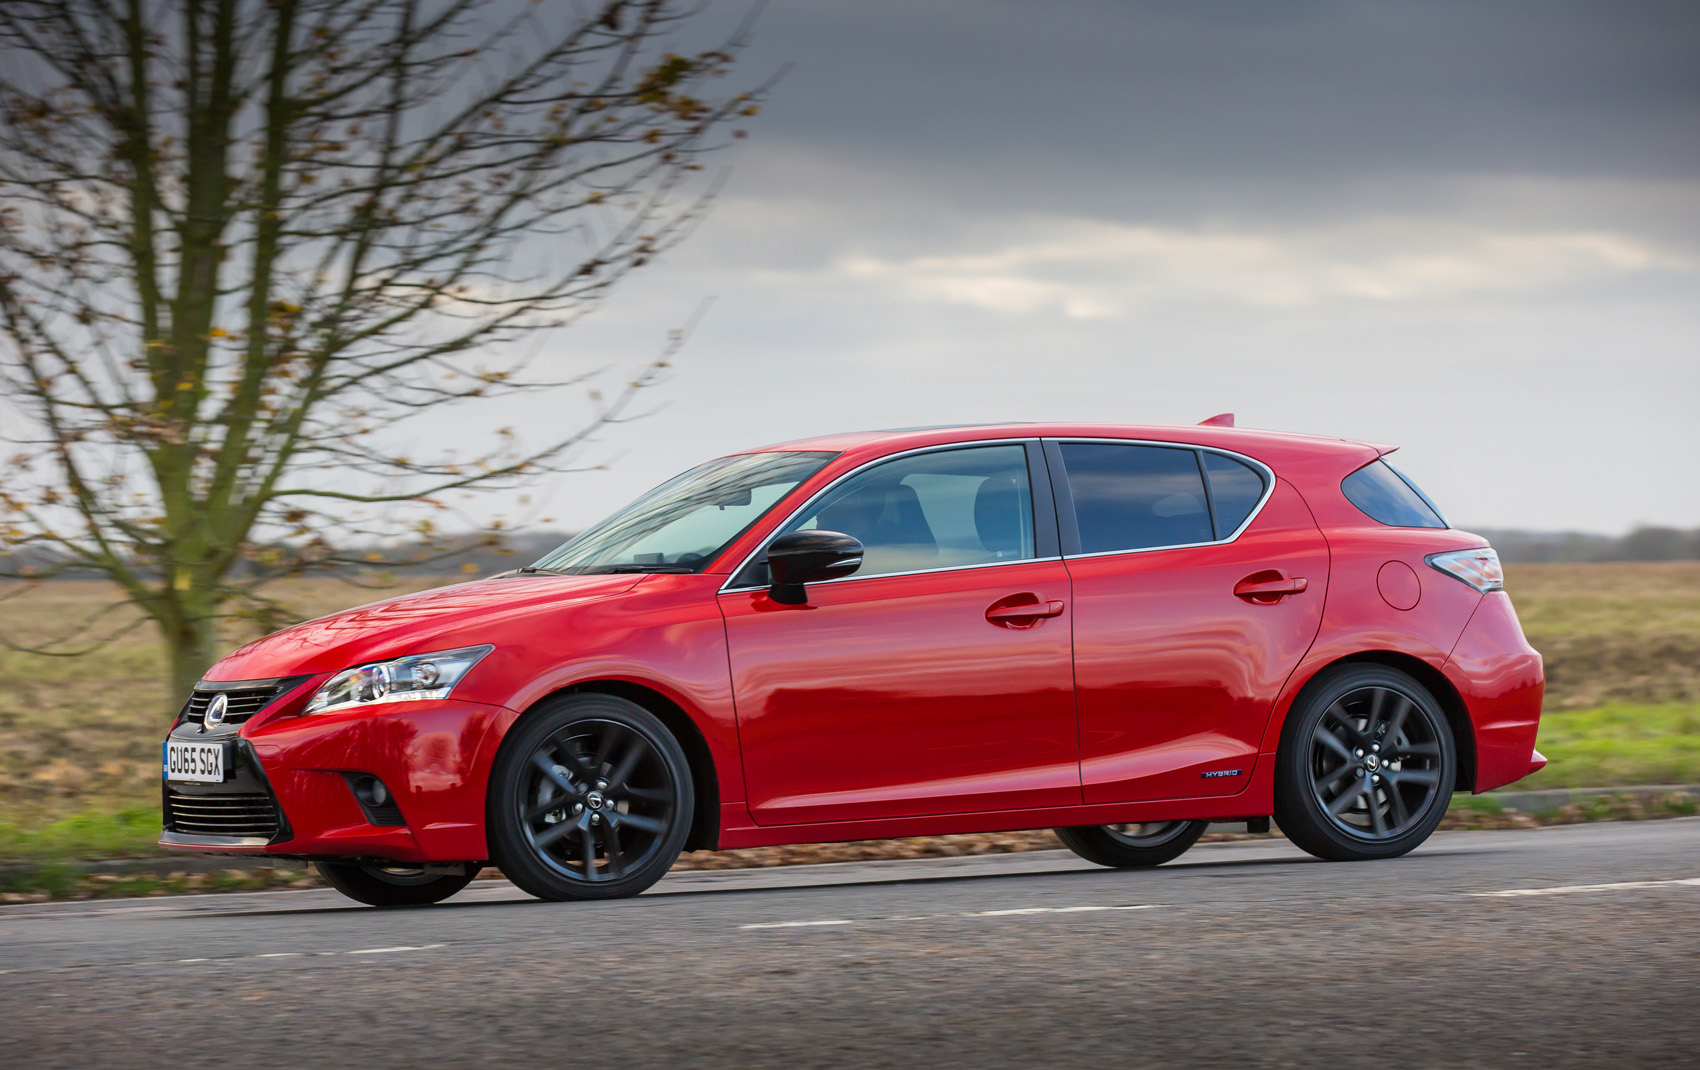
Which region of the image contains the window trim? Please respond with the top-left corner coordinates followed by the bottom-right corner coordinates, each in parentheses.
top-left (1195, 449), bottom-right (1221, 541)
top-left (718, 438), bottom-right (1060, 594)
top-left (1045, 437), bottom-right (1277, 560)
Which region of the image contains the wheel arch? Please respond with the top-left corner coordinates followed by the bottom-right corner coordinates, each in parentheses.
top-left (513, 679), bottom-right (722, 852)
top-left (1278, 651), bottom-right (1477, 792)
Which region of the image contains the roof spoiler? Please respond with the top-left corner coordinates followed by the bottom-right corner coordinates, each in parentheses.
top-left (1195, 413), bottom-right (1396, 455)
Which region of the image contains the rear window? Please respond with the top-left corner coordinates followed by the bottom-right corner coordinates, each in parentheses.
top-left (1341, 460), bottom-right (1447, 529)
top-left (1059, 443), bottom-right (1213, 553)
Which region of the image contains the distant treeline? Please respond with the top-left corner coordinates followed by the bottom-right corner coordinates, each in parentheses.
top-left (407, 525), bottom-right (1700, 570)
top-left (1472, 527), bottom-right (1700, 564)
top-left (0, 531), bottom-right (575, 581)
top-left (8, 526), bottom-right (1697, 580)
top-left (427, 531), bottom-right (572, 574)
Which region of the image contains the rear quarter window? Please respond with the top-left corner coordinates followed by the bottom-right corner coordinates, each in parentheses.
top-left (1202, 452), bottom-right (1267, 536)
top-left (1341, 460), bottom-right (1446, 529)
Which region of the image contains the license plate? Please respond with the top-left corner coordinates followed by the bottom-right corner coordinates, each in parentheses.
top-left (163, 740), bottom-right (225, 783)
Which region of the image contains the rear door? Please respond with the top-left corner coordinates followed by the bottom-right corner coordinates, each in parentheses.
top-left (1049, 440), bottom-right (1328, 803)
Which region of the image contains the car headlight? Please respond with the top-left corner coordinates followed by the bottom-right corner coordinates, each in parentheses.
top-left (302, 645), bottom-right (494, 715)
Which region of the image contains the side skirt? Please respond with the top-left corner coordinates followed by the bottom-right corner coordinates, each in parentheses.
top-left (715, 772), bottom-right (1276, 850)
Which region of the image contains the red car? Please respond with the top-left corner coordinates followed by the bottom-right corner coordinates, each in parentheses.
top-left (160, 421), bottom-right (1545, 906)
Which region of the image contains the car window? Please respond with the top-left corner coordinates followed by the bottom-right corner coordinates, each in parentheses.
top-left (774, 444), bottom-right (1036, 579)
top-left (1341, 459), bottom-right (1447, 529)
top-left (1060, 443), bottom-right (1213, 553)
top-left (533, 451), bottom-right (836, 573)
top-left (1202, 452), bottom-right (1268, 537)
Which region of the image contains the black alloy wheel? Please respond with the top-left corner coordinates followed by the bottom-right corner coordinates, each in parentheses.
top-left (488, 693), bottom-right (693, 901)
top-left (315, 861), bottom-right (481, 907)
top-left (1055, 819), bottom-right (1209, 868)
top-left (1275, 664), bottom-right (1456, 862)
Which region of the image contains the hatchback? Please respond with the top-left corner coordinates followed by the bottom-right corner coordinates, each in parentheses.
top-left (160, 420), bottom-right (1545, 906)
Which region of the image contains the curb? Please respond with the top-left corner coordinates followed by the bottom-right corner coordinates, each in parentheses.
top-left (0, 855), bottom-right (314, 881)
top-left (1466, 783), bottom-right (1700, 816)
top-left (7, 784), bottom-right (1697, 881)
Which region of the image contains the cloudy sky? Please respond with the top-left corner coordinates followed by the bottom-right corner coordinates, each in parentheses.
top-left (468, 0), bottom-right (1700, 535)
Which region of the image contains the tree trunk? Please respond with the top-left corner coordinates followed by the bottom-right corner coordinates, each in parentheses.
top-left (164, 611), bottom-right (220, 707)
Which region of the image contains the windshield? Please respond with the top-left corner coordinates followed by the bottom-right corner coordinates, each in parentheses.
top-left (531, 451), bottom-right (837, 574)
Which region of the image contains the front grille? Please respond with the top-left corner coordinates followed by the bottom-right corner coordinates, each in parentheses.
top-left (165, 789), bottom-right (281, 839)
top-left (182, 682), bottom-right (287, 725)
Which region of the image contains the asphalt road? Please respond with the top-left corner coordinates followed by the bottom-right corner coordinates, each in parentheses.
top-left (3, 820), bottom-right (1698, 1068)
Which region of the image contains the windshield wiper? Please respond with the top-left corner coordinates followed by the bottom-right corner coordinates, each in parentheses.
top-left (596, 564), bottom-right (696, 574)
top-left (516, 565), bottom-right (572, 576)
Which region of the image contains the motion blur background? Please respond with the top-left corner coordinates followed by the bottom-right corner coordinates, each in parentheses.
top-left (2, 0), bottom-right (1698, 893)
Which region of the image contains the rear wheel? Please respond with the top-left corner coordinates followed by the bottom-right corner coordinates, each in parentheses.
top-left (316, 862), bottom-right (481, 907)
top-left (1274, 664), bottom-right (1456, 862)
top-left (1055, 820), bottom-right (1209, 868)
top-left (487, 693), bottom-right (694, 901)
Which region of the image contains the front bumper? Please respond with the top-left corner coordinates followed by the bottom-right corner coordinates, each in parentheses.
top-left (161, 735), bottom-right (292, 848)
top-left (160, 696), bottom-right (517, 863)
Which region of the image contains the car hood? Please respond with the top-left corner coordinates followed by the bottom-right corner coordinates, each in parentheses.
top-left (206, 573), bottom-right (642, 681)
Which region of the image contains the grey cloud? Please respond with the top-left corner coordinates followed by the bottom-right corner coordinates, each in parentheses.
top-left (746, 0), bottom-right (1700, 188)
top-left (409, 0), bottom-right (1700, 535)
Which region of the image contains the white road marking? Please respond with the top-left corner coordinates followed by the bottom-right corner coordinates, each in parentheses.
top-left (0, 943), bottom-right (447, 978)
top-left (741, 905), bottom-right (1159, 930)
top-left (1473, 877), bottom-right (1700, 898)
top-left (971, 905), bottom-right (1156, 916)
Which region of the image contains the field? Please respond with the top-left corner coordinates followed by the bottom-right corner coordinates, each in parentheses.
top-left (1, 563), bottom-right (1697, 866)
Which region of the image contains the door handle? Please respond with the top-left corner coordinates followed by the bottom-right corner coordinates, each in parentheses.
top-left (985, 599), bottom-right (1066, 623)
top-left (1234, 576), bottom-right (1308, 601)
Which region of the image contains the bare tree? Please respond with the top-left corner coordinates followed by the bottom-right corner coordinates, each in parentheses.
top-left (0, 0), bottom-right (763, 699)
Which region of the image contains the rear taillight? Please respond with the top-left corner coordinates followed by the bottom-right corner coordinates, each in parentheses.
top-left (1425, 547), bottom-right (1504, 593)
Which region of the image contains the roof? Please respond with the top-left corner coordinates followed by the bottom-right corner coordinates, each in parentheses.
top-left (742, 422), bottom-right (1387, 471)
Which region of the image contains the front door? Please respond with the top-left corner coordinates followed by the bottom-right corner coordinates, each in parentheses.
top-left (1049, 440), bottom-right (1329, 803)
top-left (720, 442), bottom-right (1079, 825)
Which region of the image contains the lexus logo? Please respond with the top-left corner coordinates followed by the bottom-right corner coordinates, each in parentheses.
top-left (204, 692), bottom-right (229, 728)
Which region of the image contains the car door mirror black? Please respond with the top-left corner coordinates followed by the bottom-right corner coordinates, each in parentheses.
top-left (766, 530), bottom-right (863, 604)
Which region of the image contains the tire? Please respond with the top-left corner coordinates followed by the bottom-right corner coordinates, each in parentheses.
top-left (1055, 820), bottom-right (1209, 868)
top-left (1274, 664), bottom-right (1456, 862)
top-left (316, 861), bottom-right (481, 907)
top-left (487, 693), bottom-right (694, 902)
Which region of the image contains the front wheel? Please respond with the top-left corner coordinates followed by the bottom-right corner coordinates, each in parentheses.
top-left (1055, 820), bottom-right (1209, 868)
top-left (487, 693), bottom-right (694, 902)
top-left (316, 862), bottom-right (481, 907)
top-left (1274, 664), bottom-right (1456, 862)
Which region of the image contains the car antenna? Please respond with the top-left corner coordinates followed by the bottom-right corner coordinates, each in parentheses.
top-left (1198, 413), bottom-right (1235, 427)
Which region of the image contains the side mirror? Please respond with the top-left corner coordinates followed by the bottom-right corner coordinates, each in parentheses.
top-left (766, 530), bottom-right (863, 604)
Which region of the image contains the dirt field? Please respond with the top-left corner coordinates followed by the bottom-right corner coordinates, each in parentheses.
top-left (0, 576), bottom-right (451, 828)
top-left (1509, 563), bottom-right (1700, 709)
top-left (0, 563), bottom-right (1695, 837)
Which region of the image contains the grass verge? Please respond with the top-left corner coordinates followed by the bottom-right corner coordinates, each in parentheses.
top-left (1516, 704), bottom-right (1700, 788)
top-left (0, 804), bottom-right (161, 863)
